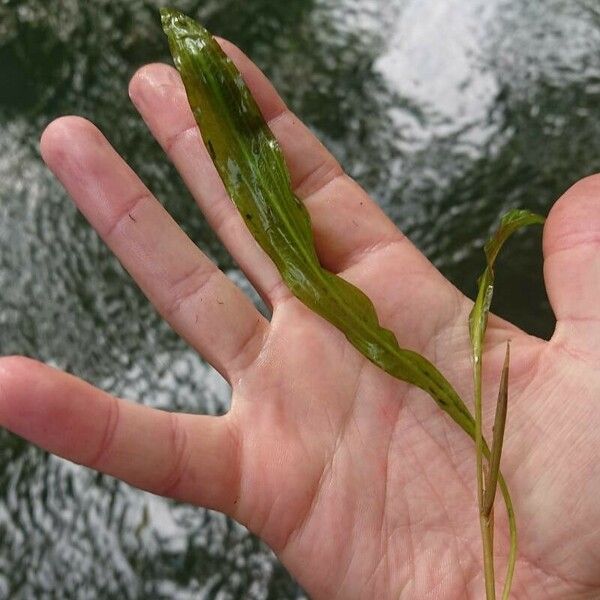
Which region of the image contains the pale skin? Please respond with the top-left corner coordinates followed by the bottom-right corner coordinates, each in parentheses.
top-left (0, 40), bottom-right (599, 599)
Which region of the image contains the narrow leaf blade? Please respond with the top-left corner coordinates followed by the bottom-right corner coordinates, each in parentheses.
top-left (161, 8), bottom-right (476, 437)
top-left (469, 209), bottom-right (545, 363)
top-left (483, 341), bottom-right (510, 518)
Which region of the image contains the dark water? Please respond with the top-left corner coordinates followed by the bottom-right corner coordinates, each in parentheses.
top-left (1, 0), bottom-right (599, 597)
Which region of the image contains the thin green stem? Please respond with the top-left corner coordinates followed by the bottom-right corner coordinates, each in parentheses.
top-left (497, 472), bottom-right (517, 600)
top-left (480, 514), bottom-right (496, 599)
top-left (474, 359), bottom-right (496, 599)
top-left (479, 427), bottom-right (517, 600)
top-left (478, 353), bottom-right (517, 600)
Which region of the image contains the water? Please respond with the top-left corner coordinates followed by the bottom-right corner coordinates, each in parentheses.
top-left (1, 0), bottom-right (599, 597)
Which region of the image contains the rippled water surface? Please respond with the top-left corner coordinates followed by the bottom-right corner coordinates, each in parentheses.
top-left (1, 0), bottom-right (600, 597)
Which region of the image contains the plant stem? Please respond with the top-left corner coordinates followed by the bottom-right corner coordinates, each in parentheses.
top-left (474, 356), bottom-right (496, 599)
top-left (480, 514), bottom-right (496, 599)
top-left (497, 473), bottom-right (517, 600)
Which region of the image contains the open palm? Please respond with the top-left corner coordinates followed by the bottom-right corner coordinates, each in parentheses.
top-left (1, 41), bottom-right (599, 599)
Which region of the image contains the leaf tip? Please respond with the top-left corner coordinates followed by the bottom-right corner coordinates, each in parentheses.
top-left (160, 7), bottom-right (209, 39)
top-left (159, 7), bottom-right (178, 29)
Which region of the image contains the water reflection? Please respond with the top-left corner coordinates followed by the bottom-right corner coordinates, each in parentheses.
top-left (1, 0), bottom-right (599, 597)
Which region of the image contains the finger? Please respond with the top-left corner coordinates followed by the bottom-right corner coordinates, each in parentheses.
top-left (40, 116), bottom-right (267, 380)
top-left (544, 175), bottom-right (600, 357)
top-left (0, 357), bottom-right (240, 512)
top-left (128, 52), bottom-right (430, 300)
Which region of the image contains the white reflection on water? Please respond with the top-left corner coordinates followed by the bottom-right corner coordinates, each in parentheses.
top-left (375, 0), bottom-right (499, 150)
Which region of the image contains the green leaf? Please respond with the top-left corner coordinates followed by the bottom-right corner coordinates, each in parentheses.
top-left (161, 11), bottom-right (527, 599)
top-left (161, 7), bottom-right (476, 437)
top-left (469, 209), bottom-right (545, 362)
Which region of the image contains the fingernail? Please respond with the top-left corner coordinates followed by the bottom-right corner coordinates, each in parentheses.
top-left (129, 65), bottom-right (180, 107)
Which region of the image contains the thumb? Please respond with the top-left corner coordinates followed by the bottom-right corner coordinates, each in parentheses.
top-left (544, 175), bottom-right (600, 360)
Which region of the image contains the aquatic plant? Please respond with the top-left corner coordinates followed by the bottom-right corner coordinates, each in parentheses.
top-left (469, 210), bottom-right (545, 598)
top-left (161, 9), bottom-right (544, 598)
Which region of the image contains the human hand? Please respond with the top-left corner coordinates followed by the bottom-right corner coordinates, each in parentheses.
top-left (1, 41), bottom-right (599, 599)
